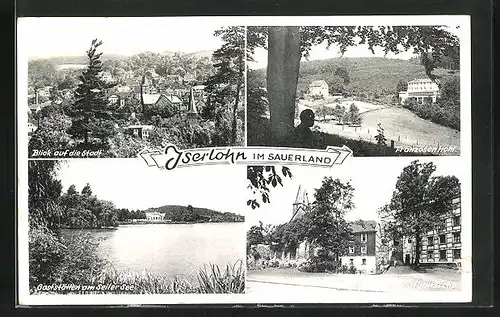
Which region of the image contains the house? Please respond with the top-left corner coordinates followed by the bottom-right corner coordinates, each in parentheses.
top-left (341, 220), bottom-right (378, 274)
top-left (116, 85), bottom-right (133, 93)
top-left (399, 78), bottom-right (440, 104)
top-left (403, 196), bottom-right (461, 265)
top-left (28, 101), bottom-right (51, 114)
top-left (108, 94), bottom-right (119, 105)
top-left (166, 74), bottom-right (183, 84)
top-left (124, 124), bottom-right (154, 139)
top-left (28, 122), bottom-right (37, 134)
top-left (145, 211), bottom-right (164, 221)
top-left (308, 80), bottom-right (329, 99)
top-left (183, 73), bottom-right (196, 83)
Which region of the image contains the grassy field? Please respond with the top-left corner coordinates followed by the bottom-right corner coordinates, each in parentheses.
top-left (316, 106), bottom-right (460, 154)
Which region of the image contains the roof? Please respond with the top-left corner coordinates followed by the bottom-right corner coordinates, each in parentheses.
top-left (142, 94), bottom-right (162, 105)
top-left (164, 94), bottom-right (182, 104)
top-left (125, 124), bottom-right (154, 130)
top-left (309, 80), bottom-right (328, 87)
top-left (350, 220), bottom-right (377, 233)
top-left (408, 78), bottom-right (437, 84)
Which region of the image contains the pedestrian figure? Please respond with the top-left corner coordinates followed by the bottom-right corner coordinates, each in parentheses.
top-left (292, 109), bottom-right (315, 148)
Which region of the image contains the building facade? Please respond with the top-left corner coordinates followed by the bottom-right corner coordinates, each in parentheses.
top-left (145, 212), bottom-right (164, 221)
top-left (399, 78), bottom-right (440, 104)
top-left (308, 80), bottom-right (329, 99)
top-left (341, 220), bottom-right (378, 274)
top-left (403, 196), bottom-right (461, 265)
top-left (124, 124), bottom-right (154, 139)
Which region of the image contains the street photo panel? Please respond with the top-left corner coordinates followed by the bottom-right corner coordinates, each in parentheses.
top-left (245, 157), bottom-right (470, 303)
top-left (246, 24), bottom-right (465, 156)
top-left (19, 17), bottom-right (245, 159)
top-left (19, 160), bottom-right (246, 304)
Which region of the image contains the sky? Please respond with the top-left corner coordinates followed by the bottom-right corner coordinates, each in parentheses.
top-left (18, 17), bottom-right (228, 58)
top-left (56, 159), bottom-right (248, 215)
top-left (244, 156), bottom-right (464, 228)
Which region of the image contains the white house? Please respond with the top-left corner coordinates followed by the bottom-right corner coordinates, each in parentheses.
top-left (399, 78), bottom-right (440, 104)
top-left (308, 80), bottom-right (329, 99)
top-left (145, 211), bottom-right (164, 221)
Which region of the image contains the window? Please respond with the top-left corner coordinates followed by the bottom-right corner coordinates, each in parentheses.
top-left (361, 233), bottom-right (367, 243)
top-left (427, 251), bottom-right (434, 259)
top-left (439, 250), bottom-right (447, 261)
top-left (362, 259), bottom-right (366, 265)
top-left (143, 130), bottom-right (149, 138)
top-left (349, 259), bottom-right (354, 266)
top-left (408, 238), bottom-right (412, 244)
top-left (349, 246), bottom-right (354, 254)
top-left (361, 246), bottom-right (367, 254)
top-left (453, 249), bottom-right (461, 259)
top-left (453, 232), bottom-right (461, 243)
top-left (453, 216), bottom-right (461, 227)
top-left (439, 234), bottom-right (446, 244)
top-left (427, 237), bottom-right (434, 246)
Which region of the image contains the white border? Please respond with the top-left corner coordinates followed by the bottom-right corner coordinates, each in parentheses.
top-left (17, 15), bottom-right (472, 305)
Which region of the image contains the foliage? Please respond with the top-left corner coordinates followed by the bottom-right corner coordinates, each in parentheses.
top-left (247, 223), bottom-right (266, 250)
top-left (144, 205), bottom-right (244, 223)
top-left (28, 108), bottom-right (73, 153)
top-left (205, 26), bottom-right (245, 145)
top-left (298, 259), bottom-right (340, 273)
top-left (247, 166), bottom-right (293, 209)
top-left (375, 123), bottom-right (387, 146)
top-left (305, 177), bottom-right (355, 264)
top-left (116, 208), bottom-right (146, 221)
top-left (57, 232), bottom-right (107, 285)
top-left (28, 228), bottom-right (66, 287)
top-left (378, 160), bottom-right (460, 266)
top-left (68, 39), bottom-right (118, 147)
top-left (28, 160), bottom-right (63, 229)
top-left (196, 261), bottom-right (245, 294)
top-left (58, 183), bottom-right (119, 229)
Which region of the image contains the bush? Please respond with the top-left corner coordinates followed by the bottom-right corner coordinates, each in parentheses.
top-left (298, 258), bottom-right (340, 273)
top-left (29, 228), bottom-right (67, 288)
top-left (57, 232), bottom-right (107, 285)
top-left (403, 98), bottom-right (460, 130)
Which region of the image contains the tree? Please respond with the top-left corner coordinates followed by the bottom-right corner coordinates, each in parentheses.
top-left (28, 60), bottom-right (58, 104)
top-left (375, 123), bottom-right (387, 146)
top-left (247, 223), bottom-right (265, 250)
top-left (205, 26), bottom-right (245, 145)
top-left (81, 183), bottom-right (93, 197)
top-left (28, 160), bottom-right (63, 230)
top-left (28, 107), bottom-right (72, 153)
top-left (346, 103), bottom-right (361, 125)
top-left (334, 67), bottom-right (350, 85)
top-left (326, 75), bottom-right (345, 94)
top-left (247, 26), bottom-right (460, 146)
top-left (69, 39), bottom-right (117, 147)
top-left (306, 177), bottom-right (355, 263)
top-left (396, 79), bottom-right (408, 93)
top-left (247, 166), bottom-right (293, 209)
top-left (378, 160), bottom-right (460, 266)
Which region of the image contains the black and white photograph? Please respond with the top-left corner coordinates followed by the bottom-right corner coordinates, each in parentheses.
top-left (245, 158), bottom-right (470, 302)
top-left (247, 25), bottom-right (462, 156)
top-left (23, 160), bottom-right (246, 298)
top-left (19, 17), bottom-right (245, 159)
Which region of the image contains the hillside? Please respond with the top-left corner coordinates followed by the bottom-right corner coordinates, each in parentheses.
top-left (144, 205), bottom-right (244, 222)
top-left (253, 57), bottom-right (460, 98)
top-left (30, 50), bottom-right (214, 65)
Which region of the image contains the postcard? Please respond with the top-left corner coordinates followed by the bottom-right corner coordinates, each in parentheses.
top-left (17, 15), bottom-right (471, 305)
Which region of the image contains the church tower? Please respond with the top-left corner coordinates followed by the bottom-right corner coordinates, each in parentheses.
top-left (290, 185), bottom-right (310, 223)
top-left (186, 86), bottom-right (199, 117)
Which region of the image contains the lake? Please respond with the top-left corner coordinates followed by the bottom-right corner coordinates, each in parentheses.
top-left (60, 223), bottom-right (245, 279)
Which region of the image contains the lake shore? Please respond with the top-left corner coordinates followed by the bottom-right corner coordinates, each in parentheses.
top-left (118, 220), bottom-right (244, 225)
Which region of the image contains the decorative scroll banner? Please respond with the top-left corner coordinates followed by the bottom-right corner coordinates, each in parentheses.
top-left (139, 144), bottom-right (353, 170)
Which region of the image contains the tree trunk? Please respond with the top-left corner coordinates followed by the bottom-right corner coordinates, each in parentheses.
top-left (267, 26), bottom-right (302, 146)
top-left (414, 231), bottom-right (421, 266)
top-left (232, 54), bottom-right (244, 144)
top-left (140, 74), bottom-right (146, 113)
